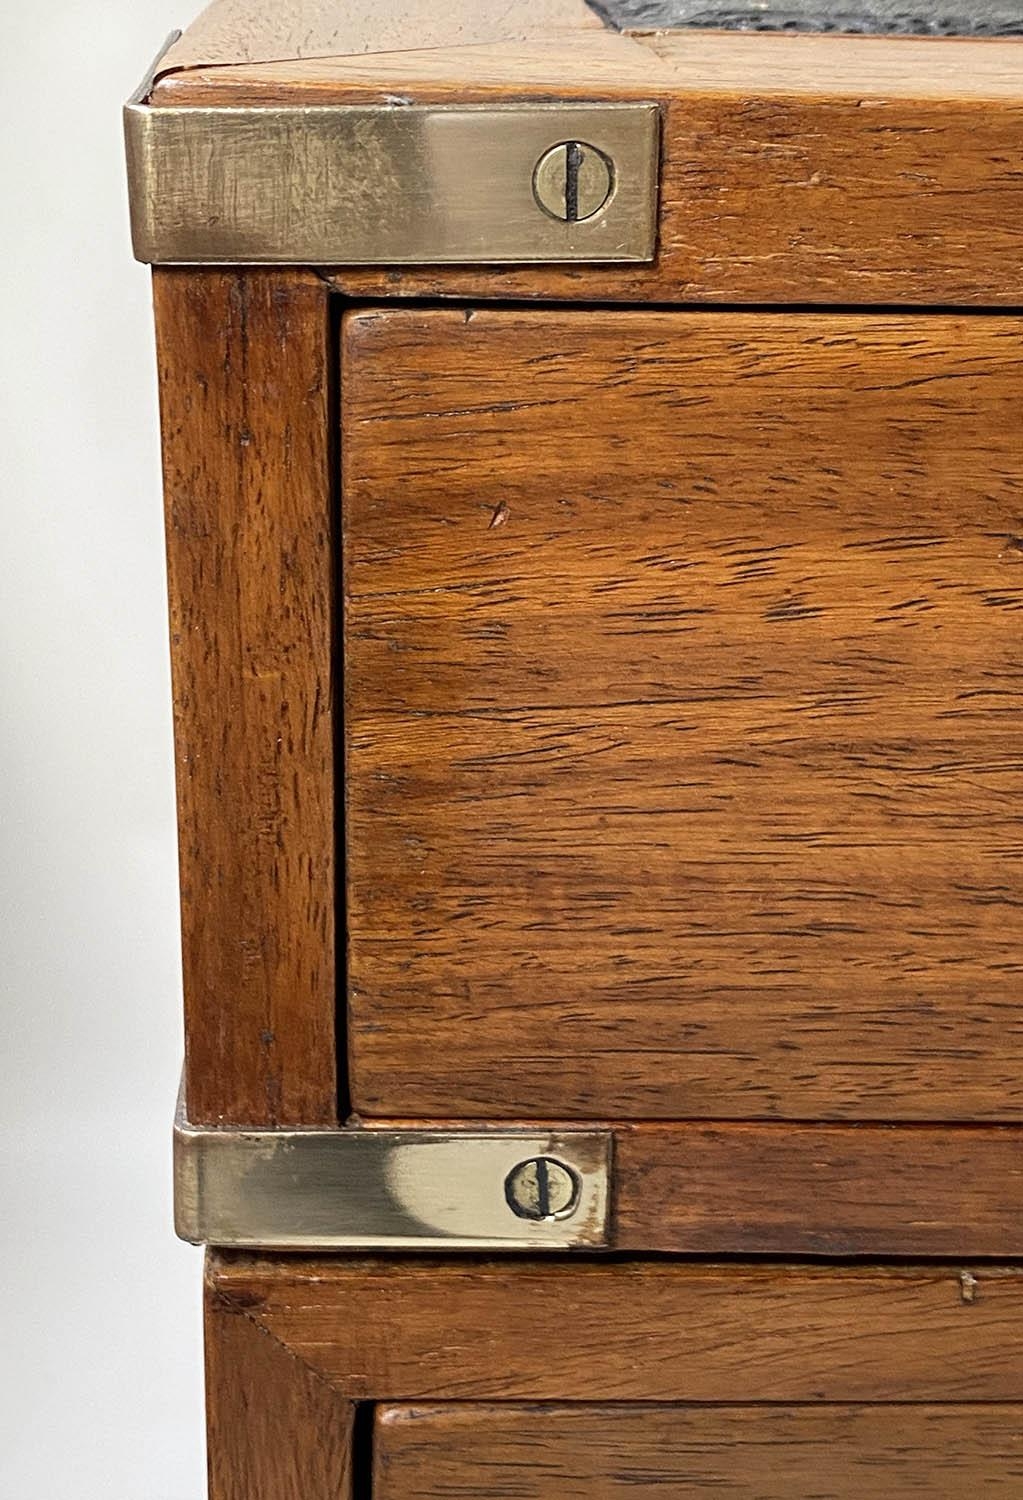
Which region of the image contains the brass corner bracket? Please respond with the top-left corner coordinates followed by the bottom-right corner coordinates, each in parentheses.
top-left (125, 91), bottom-right (659, 266)
top-left (174, 1095), bottom-right (613, 1251)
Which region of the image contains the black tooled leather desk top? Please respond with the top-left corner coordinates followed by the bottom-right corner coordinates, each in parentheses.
top-left (587, 1), bottom-right (1023, 32)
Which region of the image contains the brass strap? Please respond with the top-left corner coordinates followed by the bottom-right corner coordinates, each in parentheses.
top-left (125, 99), bottom-right (659, 266)
top-left (174, 1093), bottom-right (612, 1251)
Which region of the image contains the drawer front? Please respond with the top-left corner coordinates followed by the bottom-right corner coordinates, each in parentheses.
top-left (342, 306), bottom-right (1023, 1122)
top-left (213, 1257), bottom-right (1023, 1402)
top-left (375, 1403), bottom-right (1023, 1499)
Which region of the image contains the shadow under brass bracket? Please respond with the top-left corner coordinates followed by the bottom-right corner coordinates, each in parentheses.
top-left (124, 89), bottom-right (659, 266)
top-left (174, 1093), bottom-right (613, 1251)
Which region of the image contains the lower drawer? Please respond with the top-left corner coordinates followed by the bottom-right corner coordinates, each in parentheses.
top-left (376, 1404), bottom-right (1023, 1499)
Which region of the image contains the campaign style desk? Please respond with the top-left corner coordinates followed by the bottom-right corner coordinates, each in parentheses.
top-left (126, 2), bottom-right (1023, 1494)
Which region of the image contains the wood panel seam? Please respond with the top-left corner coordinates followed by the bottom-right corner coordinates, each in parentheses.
top-left (208, 1286), bottom-right (352, 1398)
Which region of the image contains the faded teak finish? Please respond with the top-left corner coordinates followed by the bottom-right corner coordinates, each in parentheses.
top-left (205, 1289), bottom-right (353, 1500)
top-left (612, 1123), bottom-right (1023, 1257)
top-left (343, 306), bottom-right (1023, 1123)
top-left (206, 1253), bottom-right (1023, 1404)
top-left (202, 1251), bottom-right (1023, 1500)
top-left (150, 25), bottom-right (1023, 306)
top-left (155, 269), bottom-right (336, 1127)
top-left (148, 4), bottom-right (1023, 1141)
top-left (375, 1404), bottom-right (1023, 1499)
top-left (140, 4), bottom-right (1023, 1495)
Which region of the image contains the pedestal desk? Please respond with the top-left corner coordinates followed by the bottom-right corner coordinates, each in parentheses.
top-left (127, 2), bottom-right (1023, 1493)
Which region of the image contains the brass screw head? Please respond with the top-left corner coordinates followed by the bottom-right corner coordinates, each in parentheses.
top-left (504, 1156), bottom-right (581, 1221)
top-left (533, 141), bottom-right (615, 223)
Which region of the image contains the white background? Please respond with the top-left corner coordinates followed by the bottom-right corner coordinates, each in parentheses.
top-left (1, 3), bottom-right (207, 1496)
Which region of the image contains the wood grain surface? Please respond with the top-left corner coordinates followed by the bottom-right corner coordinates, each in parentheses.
top-left (208, 1254), bottom-right (1023, 1402)
top-left (342, 306), bottom-right (1023, 1123)
top-left (613, 1124), bottom-right (1023, 1256)
top-left (159, 0), bottom-right (600, 72)
top-left (375, 1402), bottom-right (1023, 1499)
top-left (153, 31), bottom-right (1023, 305)
top-left (205, 1276), bottom-right (353, 1500)
top-left (155, 270), bottom-right (336, 1126)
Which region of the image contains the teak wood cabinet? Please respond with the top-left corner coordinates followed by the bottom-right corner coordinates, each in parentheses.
top-left (129, 1), bottom-right (1023, 1494)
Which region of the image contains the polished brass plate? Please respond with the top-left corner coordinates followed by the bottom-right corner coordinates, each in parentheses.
top-left (125, 101), bottom-right (659, 265)
top-left (174, 1097), bottom-right (612, 1250)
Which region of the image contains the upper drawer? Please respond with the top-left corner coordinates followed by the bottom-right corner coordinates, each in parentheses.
top-left (342, 307), bottom-right (1022, 1122)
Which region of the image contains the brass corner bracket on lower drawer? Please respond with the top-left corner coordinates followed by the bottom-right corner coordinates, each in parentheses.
top-left (174, 1096), bottom-right (612, 1251)
top-left (124, 89), bottom-right (660, 266)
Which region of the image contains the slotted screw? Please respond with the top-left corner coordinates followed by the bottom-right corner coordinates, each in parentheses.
top-left (533, 141), bottom-right (614, 223)
top-left (505, 1156), bottom-right (581, 1221)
